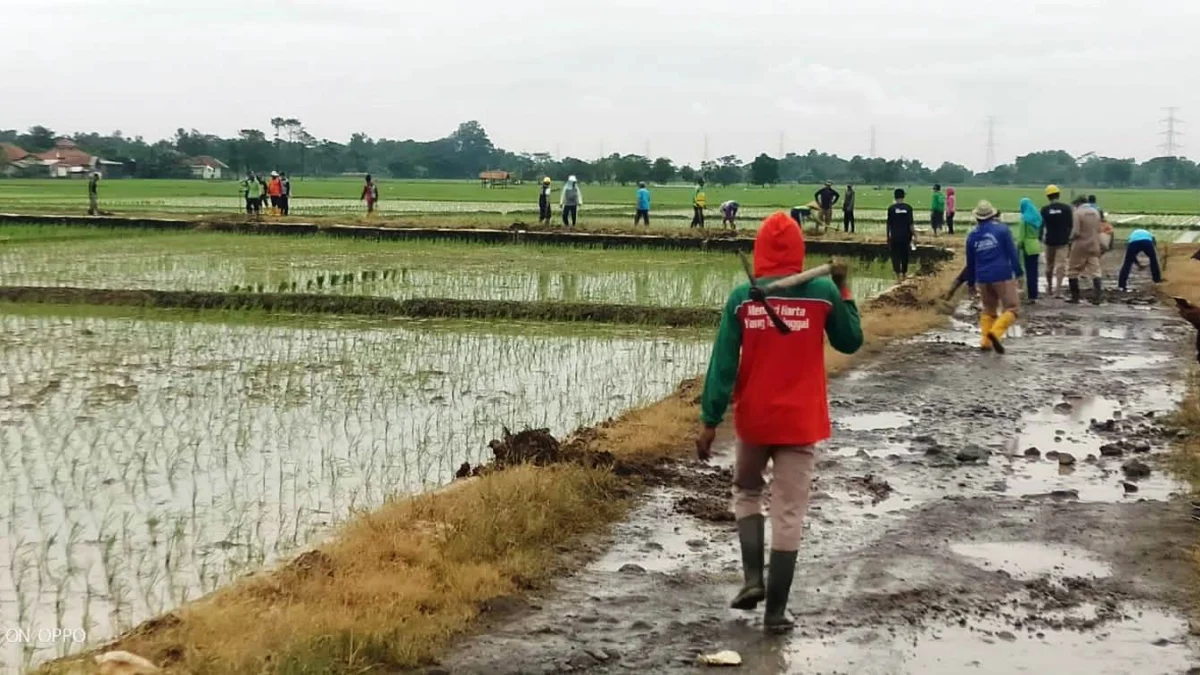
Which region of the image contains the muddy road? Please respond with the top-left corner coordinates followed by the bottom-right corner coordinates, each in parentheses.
top-left (436, 278), bottom-right (1198, 675)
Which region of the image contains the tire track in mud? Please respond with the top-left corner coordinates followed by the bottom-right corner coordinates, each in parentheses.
top-left (431, 279), bottom-right (1199, 675)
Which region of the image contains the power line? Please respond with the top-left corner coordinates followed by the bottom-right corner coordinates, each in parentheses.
top-left (1160, 107), bottom-right (1184, 157)
top-left (985, 116), bottom-right (996, 171)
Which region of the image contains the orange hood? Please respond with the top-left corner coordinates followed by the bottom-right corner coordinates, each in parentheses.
top-left (753, 212), bottom-right (806, 278)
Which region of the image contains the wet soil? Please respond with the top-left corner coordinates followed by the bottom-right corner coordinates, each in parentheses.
top-left (432, 277), bottom-right (1200, 674)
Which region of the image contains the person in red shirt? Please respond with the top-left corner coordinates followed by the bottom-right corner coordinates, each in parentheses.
top-left (267, 171), bottom-right (283, 215)
top-left (361, 174), bottom-right (379, 215)
top-left (695, 212), bottom-right (863, 633)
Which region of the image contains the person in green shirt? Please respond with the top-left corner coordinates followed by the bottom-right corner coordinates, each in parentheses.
top-left (1015, 197), bottom-right (1043, 303)
top-left (930, 184), bottom-right (946, 235)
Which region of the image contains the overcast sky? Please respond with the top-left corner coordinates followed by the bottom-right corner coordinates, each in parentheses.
top-left (5, 0), bottom-right (1198, 170)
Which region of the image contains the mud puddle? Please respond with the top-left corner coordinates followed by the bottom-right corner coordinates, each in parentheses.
top-left (781, 607), bottom-right (1194, 675)
top-left (434, 275), bottom-right (1199, 675)
top-left (949, 541), bottom-right (1112, 580)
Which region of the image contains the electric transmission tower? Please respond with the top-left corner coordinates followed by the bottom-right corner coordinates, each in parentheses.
top-left (985, 116), bottom-right (996, 171)
top-left (1160, 107), bottom-right (1184, 157)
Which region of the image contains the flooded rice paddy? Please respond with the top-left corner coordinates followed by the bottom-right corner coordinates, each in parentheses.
top-left (0, 229), bottom-right (894, 307)
top-left (0, 309), bottom-right (710, 670)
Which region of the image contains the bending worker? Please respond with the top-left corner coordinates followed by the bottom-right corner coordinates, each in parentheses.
top-left (1118, 228), bottom-right (1163, 291)
top-left (696, 212), bottom-right (863, 634)
top-left (964, 200), bottom-right (1023, 354)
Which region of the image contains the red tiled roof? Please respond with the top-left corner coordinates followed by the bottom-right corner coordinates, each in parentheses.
top-left (1, 143), bottom-right (30, 163)
top-left (189, 155), bottom-right (229, 169)
top-left (34, 145), bottom-right (95, 167)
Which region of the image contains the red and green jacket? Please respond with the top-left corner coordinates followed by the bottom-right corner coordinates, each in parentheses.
top-left (700, 213), bottom-right (863, 446)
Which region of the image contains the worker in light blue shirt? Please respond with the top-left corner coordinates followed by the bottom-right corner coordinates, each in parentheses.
top-left (634, 182), bottom-right (651, 226)
top-left (1118, 229), bottom-right (1162, 291)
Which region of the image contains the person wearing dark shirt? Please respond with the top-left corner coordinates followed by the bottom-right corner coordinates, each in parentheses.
top-left (280, 172), bottom-right (291, 216)
top-left (87, 172), bottom-right (100, 215)
top-left (814, 181), bottom-right (839, 232)
top-left (842, 185), bottom-right (856, 233)
top-left (1039, 185), bottom-right (1074, 297)
top-left (886, 188), bottom-right (915, 281)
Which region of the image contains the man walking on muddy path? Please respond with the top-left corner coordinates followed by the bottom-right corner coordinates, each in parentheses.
top-left (695, 212), bottom-right (863, 634)
top-left (965, 200), bottom-right (1023, 354)
top-left (1040, 185), bottom-right (1073, 297)
top-left (1068, 196), bottom-right (1105, 305)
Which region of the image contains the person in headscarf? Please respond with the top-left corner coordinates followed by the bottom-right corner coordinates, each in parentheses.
top-left (945, 187), bottom-right (957, 235)
top-left (1015, 198), bottom-right (1043, 303)
top-left (560, 175), bottom-right (582, 227)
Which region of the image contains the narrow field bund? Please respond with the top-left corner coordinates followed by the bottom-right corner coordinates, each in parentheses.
top-left (0, 212), bottom-right (954, 262)
top-left (0, 287), bottom-right (725, 326)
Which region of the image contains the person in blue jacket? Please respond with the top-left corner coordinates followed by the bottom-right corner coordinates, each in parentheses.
top-left (635, 182), bottom-right (651, 226)
top-left (964, 200), bottom-right (1023, 355)
top-left (1117, 229), bottom-right (1162, 291)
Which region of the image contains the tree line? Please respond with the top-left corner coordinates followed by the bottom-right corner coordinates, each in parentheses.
top-left (3, 121), bottom-right (1199, 189)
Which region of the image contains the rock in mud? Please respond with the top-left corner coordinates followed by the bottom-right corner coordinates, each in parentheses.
top-left (619, 564), bottom-right (647, 575)
top-left (1133, 441), bottom-right (1152, 453)
top-left (956, 445), bottom-right (989, 463)
top-left (1091, 419), bottom-right (1117, 432)
top-left (1122, 460), bottom-right (1152, 480)
top-left (1122, 481), bottom-right (1140, 493)
top-left (1053, 402), bottom-right (1074, 414)
top-left (1045, 451), bottom-right (1060, 460)
top-left (1024, 447), bottom-right (1041, 458)
top-left (848, 474), bottom-right (894, 504)
top-left (1099, 443), bottom-right (1124, 458)
top-left (1057, 452), bottom-right (1077, 466)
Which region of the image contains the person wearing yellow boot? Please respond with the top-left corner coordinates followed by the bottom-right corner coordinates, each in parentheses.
top-left (964, 200), bottom-right (1023, 354)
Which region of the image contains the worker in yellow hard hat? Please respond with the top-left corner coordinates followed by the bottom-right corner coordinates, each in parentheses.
top-left (1039, 185), bottom-right (1073, 297)
top-left (538, 177), bottom-right (552, 226)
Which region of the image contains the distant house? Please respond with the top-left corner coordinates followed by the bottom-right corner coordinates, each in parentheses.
top-left (479, 170), bottom-right (512, 188)
top-left (34, 138), bottom-right (122, 178)
top-left (1, 143), bottom-right (37, 177)
top-left (189, 155), bottom-right (229, 180)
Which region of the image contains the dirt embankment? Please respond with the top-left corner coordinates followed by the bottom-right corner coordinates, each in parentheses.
top-left (39, 263), bottom-right (961, 675)
top-left (0, 212), bottom-right (953, 262)
top-left (0, 286), bottom-right (724, 327)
